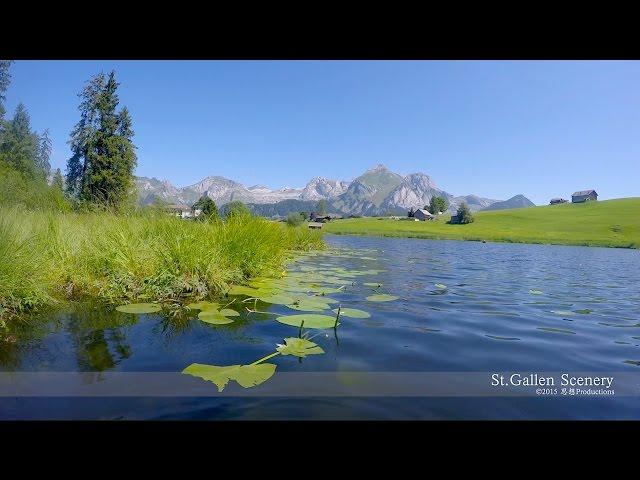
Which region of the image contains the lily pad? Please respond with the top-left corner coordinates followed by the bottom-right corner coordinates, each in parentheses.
top-left (551, 310), bottom-right (576, 316)
top-left (198, 310), bottom-right (235, 324)
top-left (574, 309), bottom-right (592, 314)
top-left (219, 309), bottom-right (240, 317)
top-left (435, 284), bottom-right (447, 290)
top-left (276, 337), bottom-right (325, 357)
top-left (529, 289), bottom-right (543, 295)
top-left (226, 285), bottom-right (263, 297)
top-left (332, 308), bottom-right (371, 318)
top-left (286, 303), bottom-right (329, 312)
top-left (116, 303), bottom-right (161, 314)
top-left (186, 301), bottom-right (219, 311)
top-left (363, 282), bottom-right (383, 288)
top-left (259, 293), bottom-right (296, 305)
top-left (276, 314), bottom-right (339, 329)
top-left (366, 294), bottom-right (399, 302)
top-left (182, 363), bottom-right (276, 392)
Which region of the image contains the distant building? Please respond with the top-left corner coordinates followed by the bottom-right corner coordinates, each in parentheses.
top-left (308, 222), bottom-right (323, 229)
top-left (166, 204), bottom-right (192, 218)
top-left (414, 208), bottom-right (435, 221)
top-left (550, 198), bottom-right (568, 205)
top-left (310, 213), bottom-right (341, 222)
top-left (571, 190), bottom-right (598, 203)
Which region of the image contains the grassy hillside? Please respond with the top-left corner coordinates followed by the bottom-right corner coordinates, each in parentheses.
top-left (323, 198), bottom-right (640, 249)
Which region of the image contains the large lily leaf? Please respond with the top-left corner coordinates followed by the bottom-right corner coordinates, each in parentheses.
top-left (366, 294), bottom-right (399, 302)
top-left (276, 314), bottom-right (339, 329)
top-left (198, 310), bottom-right (235, 324)
top-left (182, 363), bottom-right (277, 392)
top-left (259, 293), bottom-right (296, 305)
top-left (332, 307), bottom-right (371, 318)
top-left (186, 301), bottom-right (219, 311)
top-left (116, 303), bottom-right (161, 314)
top-left (276, 337), bottom-right (325, 357)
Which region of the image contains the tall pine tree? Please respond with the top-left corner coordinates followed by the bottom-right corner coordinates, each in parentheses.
top-left (0, 103), bottom-right (39, 176)
top-left (36, 128), bottom-right (52, 178)
top-left (66, 71), bottom-right (136, 208)
top-left (66, 73), bottom-right (104, 197)
top-left (0, 60), bottom-right (13, 121)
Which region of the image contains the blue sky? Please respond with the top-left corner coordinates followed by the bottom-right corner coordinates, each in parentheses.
top-left (5, 60), bottom-right (639, 204)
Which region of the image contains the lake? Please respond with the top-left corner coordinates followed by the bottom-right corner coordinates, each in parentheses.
top-left (1, 235), bottom-right (639, 419)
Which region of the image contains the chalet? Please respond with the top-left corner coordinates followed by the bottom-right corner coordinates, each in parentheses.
top-left (166, 204), bottom-right (192, 218)
top-left (308, 222), bottom-right (323, 229)
top-left (414, 209), bottom-right (435, 221)
top-left (550, 198), bottom-right (568, 205)
top-left (571, 190), bottom-right (598, 203)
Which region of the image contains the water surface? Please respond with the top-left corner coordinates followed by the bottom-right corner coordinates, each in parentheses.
top-left (1, 235), bottom-right (639, 419)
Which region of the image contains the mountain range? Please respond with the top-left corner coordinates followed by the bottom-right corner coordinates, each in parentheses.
top-left (135, 164), bottom-right (533, 216)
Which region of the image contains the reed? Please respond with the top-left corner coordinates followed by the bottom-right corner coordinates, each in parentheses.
top-left (0, 207), bottom-right (324, 324)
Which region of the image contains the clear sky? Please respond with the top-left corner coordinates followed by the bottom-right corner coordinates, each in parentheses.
top-left (5, 60), bottom-right (639, 204)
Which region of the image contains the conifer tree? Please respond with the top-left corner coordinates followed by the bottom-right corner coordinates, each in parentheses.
top-left (66, 71), bottom-right (136, 208)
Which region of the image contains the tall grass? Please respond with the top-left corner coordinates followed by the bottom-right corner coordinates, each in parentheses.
top-left (0, 207), bottom-right (324, 323)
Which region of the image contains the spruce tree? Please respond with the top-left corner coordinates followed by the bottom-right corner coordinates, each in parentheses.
top-left (36, 128), bottom-right (52, 178)
top-left (0, 60), bottom-right (13, 121)
top-left (66, 73), bottom-right (104, 197)
top-left (66, 71), bottom-right (136, 208)
top-left (0, 103), bottom-right (39, 176)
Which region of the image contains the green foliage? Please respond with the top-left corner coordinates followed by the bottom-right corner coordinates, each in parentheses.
top-left (285, 212), bottom-right (304, 227)
top-left (193, 195), bottom-right (219, 221)
top-left (183, 363), bottom-right (277, 392)
top-left (65, 71), bottom-right (137, 210)
top-left (276, 337), bottom-right (324, 357)
top-left (0, 103), bottom-right (40, 177)
top-left (455, 202), bottom-right (474, 224)
top-left (0, 207), bottom-right (324, 323)
top-left (0, 60), bottom-right (13, 120)
top-left (115, 303), bottom-right (161, 314)
top-left (0, 162), bottom-right (71, 212)
top-left (428, 196), bottom-right (447, 215)
top-left (223, 200), bottom-right (251, 219)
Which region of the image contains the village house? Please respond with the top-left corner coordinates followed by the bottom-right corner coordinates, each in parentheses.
top-left (550, 198), bottom-right (568, 205)
top-left (413, 208), bottom-right (435, 221)
top-left (308, 222), bottom-right (323, 229)
top-left (166, 204), bottom-right (202, 219)
top-left (571, 190), bottom-right (598, 203)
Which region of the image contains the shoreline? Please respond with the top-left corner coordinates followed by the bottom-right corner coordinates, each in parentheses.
top-left (323, 231), bottom-right (638, 250)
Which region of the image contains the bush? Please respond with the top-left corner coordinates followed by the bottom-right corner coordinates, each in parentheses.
top-left (285, 212), bottom-right (304, 227)
top-left (454, 202), bottom-right (474, 224)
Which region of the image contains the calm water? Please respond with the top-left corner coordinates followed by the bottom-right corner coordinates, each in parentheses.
top-left (1, 235), bottom-right (639, 419)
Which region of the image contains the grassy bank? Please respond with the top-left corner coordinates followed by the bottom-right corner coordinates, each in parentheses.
top-left (323, 198), bottom-right (640, 249)
top-left (0, 208), bottom-right (323, 323)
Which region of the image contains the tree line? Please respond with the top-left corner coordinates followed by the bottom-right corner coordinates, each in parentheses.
top-left (0, 60), bottom-right (137, 211)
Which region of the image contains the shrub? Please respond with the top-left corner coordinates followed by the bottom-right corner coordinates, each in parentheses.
top-left (285, 212), bottom-right (304, 227)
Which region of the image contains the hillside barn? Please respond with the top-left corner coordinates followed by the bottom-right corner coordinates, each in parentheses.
top-left (571, 190), bottom-right (598, 203)
top-left (414, 209), bottom-right (435, 221)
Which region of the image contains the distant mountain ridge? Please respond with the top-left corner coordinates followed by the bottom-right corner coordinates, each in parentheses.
top-left (135, 164), bottom-right (534, 216)
top-left (480, 194), bottom-right (535, 211)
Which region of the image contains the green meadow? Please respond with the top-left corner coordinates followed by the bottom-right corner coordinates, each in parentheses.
top-left (0, 208), bottom-right (323, 323)
top-left (323, 198), bottom-right (640, 249)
